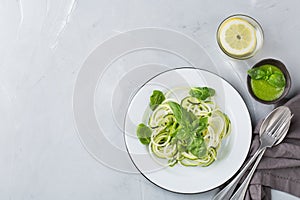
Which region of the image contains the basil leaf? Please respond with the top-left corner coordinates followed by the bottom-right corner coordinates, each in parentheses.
top-left (167, 101), bottom-right (208, 156)
top-left (149, 90), bottom-right (165, 110)
top-left (188, 137), bottom-right (207, 157)
top-left (167, 101), bottom-right (182, 123)
top-left (189, 87), bottom-right (215, 100)
top-left (175, 127), bottom-right (189, 141)
top-left (168, 101), bottom-right (197, 128)
top-left (267, 72), bottom-right (286, 88)
top-left (174, 127), bottom-right (193, 152)
top-left (192, 117), bottom-right (208, 135)
top-left (247, 68), bottom-right (267, 80)
top-left (136, 123), bottom-right (152, 145)
top-left (182, 107), bottom-right (197, 124)
top-left (266, 66), bottom-right (273, 77)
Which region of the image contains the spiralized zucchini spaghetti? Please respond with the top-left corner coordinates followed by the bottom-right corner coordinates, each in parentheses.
top-left (136, 87), bottom-right (231, 167)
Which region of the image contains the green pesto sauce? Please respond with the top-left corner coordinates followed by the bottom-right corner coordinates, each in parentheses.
top-left (250, 64), bottom-right (285, 101)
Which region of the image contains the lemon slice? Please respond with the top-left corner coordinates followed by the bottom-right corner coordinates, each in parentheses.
top-left (218, 17), bottom-right (257, 58)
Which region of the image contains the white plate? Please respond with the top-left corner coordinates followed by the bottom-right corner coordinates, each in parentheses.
top-left (124, 67), bottom-right (252, 193)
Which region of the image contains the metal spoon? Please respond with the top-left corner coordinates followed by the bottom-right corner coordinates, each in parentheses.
top-left (212, 106), bottom-right (292, 200)
top-left (230, 112), bottom-right (293, 200)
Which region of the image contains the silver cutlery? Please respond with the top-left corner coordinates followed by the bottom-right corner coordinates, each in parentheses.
top-left (230, 112), bottom-right (293, 200)
top-left (213, 106), bottom-right (292, 200)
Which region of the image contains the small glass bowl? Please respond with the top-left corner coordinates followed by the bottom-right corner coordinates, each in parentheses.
top-left (247, 58), bottom-right (291, 104)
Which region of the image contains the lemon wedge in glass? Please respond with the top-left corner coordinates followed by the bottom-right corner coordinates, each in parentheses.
top-left (217, 16), bottom-right (261, 59)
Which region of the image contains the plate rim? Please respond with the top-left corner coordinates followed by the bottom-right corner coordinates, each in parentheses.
top-left (123, 66), bottom-right (252, 194)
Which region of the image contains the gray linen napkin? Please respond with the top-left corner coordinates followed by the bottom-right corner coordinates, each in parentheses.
top-left (244, 94), bottom-right (300, 200)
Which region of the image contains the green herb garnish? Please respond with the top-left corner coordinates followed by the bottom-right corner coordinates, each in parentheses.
top-left (267, 72), bottom-right (286, 88)
top-left (149, 90), bottom-right (165, 110)
top-left (248, 67), bottom-right (286, 88)
top-left (189, 87), bottom-right (215, 100)
top-left (136, 86), bottom-right (231, 167)
top-left (136, 123), bottom-right (152, 145)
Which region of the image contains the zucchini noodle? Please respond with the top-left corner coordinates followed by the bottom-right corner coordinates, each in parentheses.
top-left (137, 87), bottom-right (231, 167)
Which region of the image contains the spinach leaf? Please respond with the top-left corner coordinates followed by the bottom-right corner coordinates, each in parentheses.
top-left (267, 72), bottom-right (286, 88)
top-left (247, 68), bottom-right (266, 80)
top-left (136, 123), bottom-right (152, 145)
top-left (149, 90), bottom-right (165, 110)
top-left (189, 87), bottom-right (215, 100)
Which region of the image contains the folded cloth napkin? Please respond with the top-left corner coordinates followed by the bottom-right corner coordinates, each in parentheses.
top-left (244, 94), bottom-right (300, 200)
